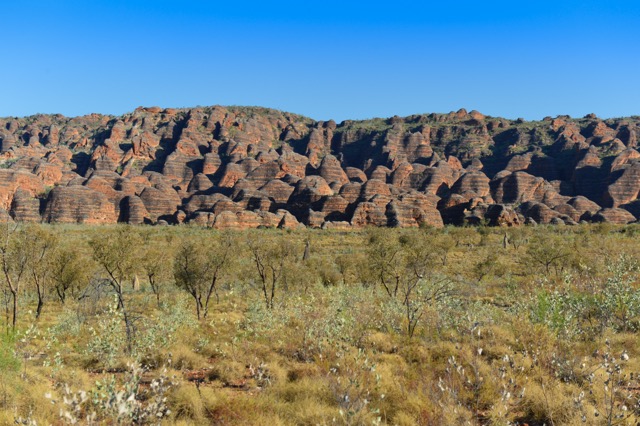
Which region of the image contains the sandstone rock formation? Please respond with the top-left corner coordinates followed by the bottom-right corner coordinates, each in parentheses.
top-left (43, 186), bottom-right (116, 224)
top-left (1, 106), bottom-right (639, 227)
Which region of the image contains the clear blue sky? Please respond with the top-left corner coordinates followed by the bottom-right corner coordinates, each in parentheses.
top-left (2, 1), bottom-right (639, 122)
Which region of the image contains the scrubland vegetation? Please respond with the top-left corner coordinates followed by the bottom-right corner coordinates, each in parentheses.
top-left (3, 223), bottom-right (640, 425)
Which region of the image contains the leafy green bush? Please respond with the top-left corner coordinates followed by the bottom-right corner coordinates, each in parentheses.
top-left (525, 256), bottom-right (640, 339)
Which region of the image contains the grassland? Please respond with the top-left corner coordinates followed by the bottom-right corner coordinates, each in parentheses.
top-left (3, 223), bottom-right (640, 425)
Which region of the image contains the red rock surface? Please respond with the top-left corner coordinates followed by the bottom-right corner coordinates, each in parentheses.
top-left (592, 208), bottom-right (636, 224)
top-left (1, 106), bottom-right (639, 227)
top-left (43, 186), bottom-right (116, 224)
top-left (10, 189), bottom-right (41, 222)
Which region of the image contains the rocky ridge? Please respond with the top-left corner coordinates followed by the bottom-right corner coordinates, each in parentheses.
top-left (1, 106), bottom-right (640, 228)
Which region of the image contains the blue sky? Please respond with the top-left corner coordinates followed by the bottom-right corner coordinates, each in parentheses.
top-left (1, 1), bottom-right (639, 121)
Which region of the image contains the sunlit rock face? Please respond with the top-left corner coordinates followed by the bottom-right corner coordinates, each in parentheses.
top-left (1, 106), bottom-right (639, 226)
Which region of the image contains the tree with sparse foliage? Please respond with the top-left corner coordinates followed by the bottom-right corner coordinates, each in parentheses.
top-left (522, 233), bottom-right (574, 276)
top-left (247, 233), bottom-right (299, 309)
top-left (89, 227), bottom-right (142, 353)
top-left (142, 233), bottom-right (175, 308)
top-left (363, 230), bottom-right (457, 337)
top-left (173, 232), bottom-right (233, 319)
top-left (22, 225), bottom-right (58, 319)
top-left (364, 228), bottom-right (405, 297)
top-left (50, 243), bottom-right (93, 304)
top-left (0, 222), bottom-right (28, 330)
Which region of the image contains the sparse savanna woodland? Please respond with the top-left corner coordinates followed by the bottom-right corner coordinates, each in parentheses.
top-left (2, 222), bottom-right (640, 425)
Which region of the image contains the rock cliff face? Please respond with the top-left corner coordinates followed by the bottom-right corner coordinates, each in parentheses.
top-left (1, 106), bottom-right (639, 227)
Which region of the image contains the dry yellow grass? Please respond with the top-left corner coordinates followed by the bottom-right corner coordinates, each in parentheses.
top-left (0, 224), bottom-right (640, 424)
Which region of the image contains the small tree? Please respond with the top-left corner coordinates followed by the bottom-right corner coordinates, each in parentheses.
top-left (431, 232), bottom-right (457, 266)
top-left (142, 235), bottom-right (175, 308)
top-left (364, 228), bottom-right (404, 297)
top-left (247, 233), bottom-right (299, 309)
top-left (399, 232), bottom-right (456, 337)
top-left (334, 251), bottom-right (359, 286)
top-left (89, 227), bottom-right (142, 353)
top-left (364, 230), bottom-right (456, 338)
top-left (22, 225), bottom-right (59, 319)
top-left (173, 233), bottom-right (232, 319)
top-left (522, 234), bottom-right (574, 276)
top-left (50, 243), bottom-right (93, 304)
top-left (0, 221), bottom-right (28, 330)
top-left (506, 226), bottom-right (531, 251)
top-left (401, 231), bottom-right (439, 281)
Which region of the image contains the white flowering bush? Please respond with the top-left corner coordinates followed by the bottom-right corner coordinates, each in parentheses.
top-left (47, 362), bottom-right (173, 425)
top-left (85, 295), bottom-right (127, 368)
top-left (327, 348), bottom-right (383, 426)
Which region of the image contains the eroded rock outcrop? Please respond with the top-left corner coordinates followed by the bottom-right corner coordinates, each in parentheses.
top-left (44, 186), bottom-right (116, 224)
top-left (1, 106), bottom-right (639, 228)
